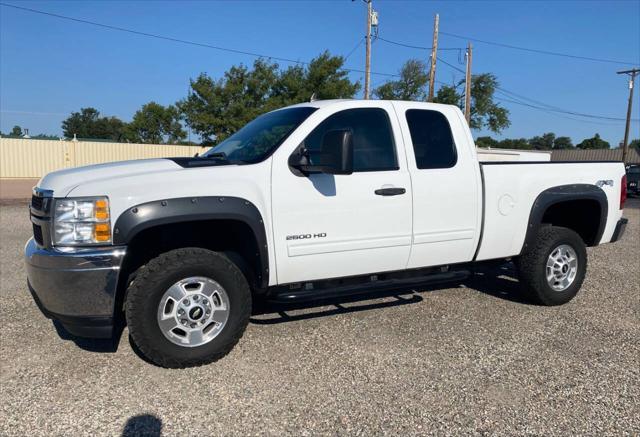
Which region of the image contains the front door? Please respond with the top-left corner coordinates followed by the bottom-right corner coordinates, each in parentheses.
top-left (271, 103), bottom-right (412, 285)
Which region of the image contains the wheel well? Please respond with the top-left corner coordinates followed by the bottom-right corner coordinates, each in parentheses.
top-left (541, 199), bottom-right (602, 246)
top-left (114, 219), bottom-right (263, 319)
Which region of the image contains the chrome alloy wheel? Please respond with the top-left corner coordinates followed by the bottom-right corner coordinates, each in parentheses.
top-left (545, 244), bottom-right (578, 292)
top-left (156, 276), bottom-right (230, 347)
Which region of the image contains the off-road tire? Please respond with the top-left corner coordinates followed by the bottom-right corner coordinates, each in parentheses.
top-left (125, 248), bottom-right (251, 368)
top-left (516, 226), bottom-right (587, 306)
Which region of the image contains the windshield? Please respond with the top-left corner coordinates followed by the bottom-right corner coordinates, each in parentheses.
top-left (628, 166), bottom-right (640, 175)
top-left (203, 107), bottom-right (317, 163)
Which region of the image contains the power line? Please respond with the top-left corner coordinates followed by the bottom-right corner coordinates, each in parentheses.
top-left (380, 33), bottom-right (640, 122)
top-left (440, 30), bottom-right (640, 66)
top-left (7, 1), bottom-right (634, 122)
top-left (495, 94), bottom-right (638, 124)
top-left (494, 87), bottom-right (567, 112)
top-left (344, 37), bottom-right (365, 61)
top-left (379, 33), bottom-right (639, 67)
top-left (0, 3), bottom-right (302, 62)
top-left (435, 53), bottom-right (638, 122)
top-left (495, 87), bottom-right (639, 122)
top-left (0, 2), bottom-right (399, 79)
top-left (377, 36), bottom-right (460, 52)
top-left (494, 96), bottom-right (625, 126)
top-left (437, 56), bottom-right (465, 74)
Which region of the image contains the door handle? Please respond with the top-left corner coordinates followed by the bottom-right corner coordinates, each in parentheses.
top-left (375, 187), bottom-right (406, 196)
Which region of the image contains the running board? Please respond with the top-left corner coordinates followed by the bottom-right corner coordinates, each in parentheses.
top-left (268, 270), bottom-right (470, 304)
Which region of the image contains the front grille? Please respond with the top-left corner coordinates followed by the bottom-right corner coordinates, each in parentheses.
top-left (32, 223), bottom-right (43, 246)
top-left (30, 189), bottom-right (52, 247)
top-left (31, 195), bottom-right (44, 211)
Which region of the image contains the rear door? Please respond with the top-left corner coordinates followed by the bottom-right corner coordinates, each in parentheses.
top-left (271, 102), bottom-right (413, 284)
top-left (393, 102), bottom-right (482, 268)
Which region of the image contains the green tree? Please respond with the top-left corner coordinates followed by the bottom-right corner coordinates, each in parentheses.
top-left (32, 133), bottom-right (60, 140)
top-left (177, 59), bottom-right (280, 143)
top-left (475, 136), bottom-right (499, 148)
top-left (126, 102), bottom-right (186, 144)
top-left (271, 64), bottom-right (307, 107)
top-left (62, 107), bottom-right (99, 138)
top-left (497, 138), bottom-right (531, 149)
top-left (433, 85), bottom-right (460, 105)
top-left (62, 107), bottom-right (126, 141)
top-left (297, 51), bottom-right (360, 101)
top-left (179, 52), bottom-right (360, 143)
top-left (433, 73), bottom-right (510, 133)
top-left (629, 139), bottom-right (640, 150)
top-left (10, 125), bottom-right (23, 137)
top-left (373, 59), bottom-right (428, 101)
top-left (576, 133), bottom-right (610, 149)
top-left (478, 134), bottom-right (573, 150)
top-left (553, 136), bottom-right (573, 149)
top-left (528, 132), bottom-right (555, 150)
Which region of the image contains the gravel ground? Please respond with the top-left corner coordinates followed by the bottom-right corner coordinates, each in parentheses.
top-left (1, 200), bottom-right (638, 436)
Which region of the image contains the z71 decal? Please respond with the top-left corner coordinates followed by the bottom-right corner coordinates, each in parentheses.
top-left (286, 233), bottom-right (327, 241)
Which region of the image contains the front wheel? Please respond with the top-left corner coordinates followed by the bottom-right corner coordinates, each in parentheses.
top-left (516, 226), bottom-right (587, 306)
top-left (125, 248), bottom-right (251, 368)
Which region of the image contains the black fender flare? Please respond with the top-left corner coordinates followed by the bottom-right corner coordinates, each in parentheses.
top-left (520, 184), bottom-right (608, 255)
top-left (112, 196), bottom-right (269, 288)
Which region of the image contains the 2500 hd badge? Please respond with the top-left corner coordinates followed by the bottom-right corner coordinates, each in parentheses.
top-left (286, 233), bottom-right (327, 240)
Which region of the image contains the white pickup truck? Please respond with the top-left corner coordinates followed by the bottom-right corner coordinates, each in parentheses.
top-left (25, 100), bottom-right (628, 368)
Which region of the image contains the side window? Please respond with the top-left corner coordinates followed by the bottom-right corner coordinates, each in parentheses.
top-left (405, 109), bottom-right (457, 169)
top-left (302, 108), bottom-right (398, 172)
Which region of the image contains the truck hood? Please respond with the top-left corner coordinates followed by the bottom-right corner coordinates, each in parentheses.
top-left (39, 156), bottom-right (271, 231)
top-left (38, 159), bottom-right (183, 197)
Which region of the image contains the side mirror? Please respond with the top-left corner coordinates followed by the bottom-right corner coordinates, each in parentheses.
top-left (289, 129), bottom-right (354, 175)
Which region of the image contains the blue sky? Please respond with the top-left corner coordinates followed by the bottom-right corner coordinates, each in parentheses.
top-left (1, 0), bottom-right (639, 145)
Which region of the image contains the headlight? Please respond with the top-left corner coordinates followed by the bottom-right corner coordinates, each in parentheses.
top-left (53, 197), bottom-right (111, 245)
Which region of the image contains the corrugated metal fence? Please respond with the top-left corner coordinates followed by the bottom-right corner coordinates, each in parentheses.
top-left (2, 137), bottom-right (637, 179)
top-left (551, 148), bottom-right (640, 163)
top-left (0, 138), bottom-right (206, 178)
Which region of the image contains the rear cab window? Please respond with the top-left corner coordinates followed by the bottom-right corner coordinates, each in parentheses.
top-left (405, 109), bottom-right (457, 169)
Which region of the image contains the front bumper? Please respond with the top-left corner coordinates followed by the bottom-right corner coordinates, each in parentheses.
top-left (610, 218), bottom-right (628, 243)
top-left (25, 238), bottom-right (126, 338)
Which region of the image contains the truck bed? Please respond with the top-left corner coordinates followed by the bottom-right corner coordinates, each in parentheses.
top-left (476, 161), bottom-right (626, 261)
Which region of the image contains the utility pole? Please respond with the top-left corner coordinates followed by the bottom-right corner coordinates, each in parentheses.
top-left (464, 42), bottom-right (473, 124)
top-left (617, 68), bottom-right (639, 165)
top-left (364, 0), bottom-right (372, 99)
top-left (427, 14), bottom-right (439, 102)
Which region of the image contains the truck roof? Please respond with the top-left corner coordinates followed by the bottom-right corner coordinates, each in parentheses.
top-left (283, 99), bottom-right (456, 110)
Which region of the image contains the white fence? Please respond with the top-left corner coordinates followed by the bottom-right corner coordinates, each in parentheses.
top-left (0, 137), bottom-right (205, 178)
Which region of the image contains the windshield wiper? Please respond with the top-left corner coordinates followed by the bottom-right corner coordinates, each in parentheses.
top-left (200, 152), bottom-right (248, 164)
top-left (202, 152), bottom-right (228, 160)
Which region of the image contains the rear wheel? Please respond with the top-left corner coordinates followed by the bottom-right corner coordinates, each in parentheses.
top-left (125, 248), bottom-right (251, 368)
top-left (516, 226), bottom-right (587, 306)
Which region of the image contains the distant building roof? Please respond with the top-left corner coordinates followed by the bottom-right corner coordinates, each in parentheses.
top-left (551, 148), bottom-right (639, 164)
